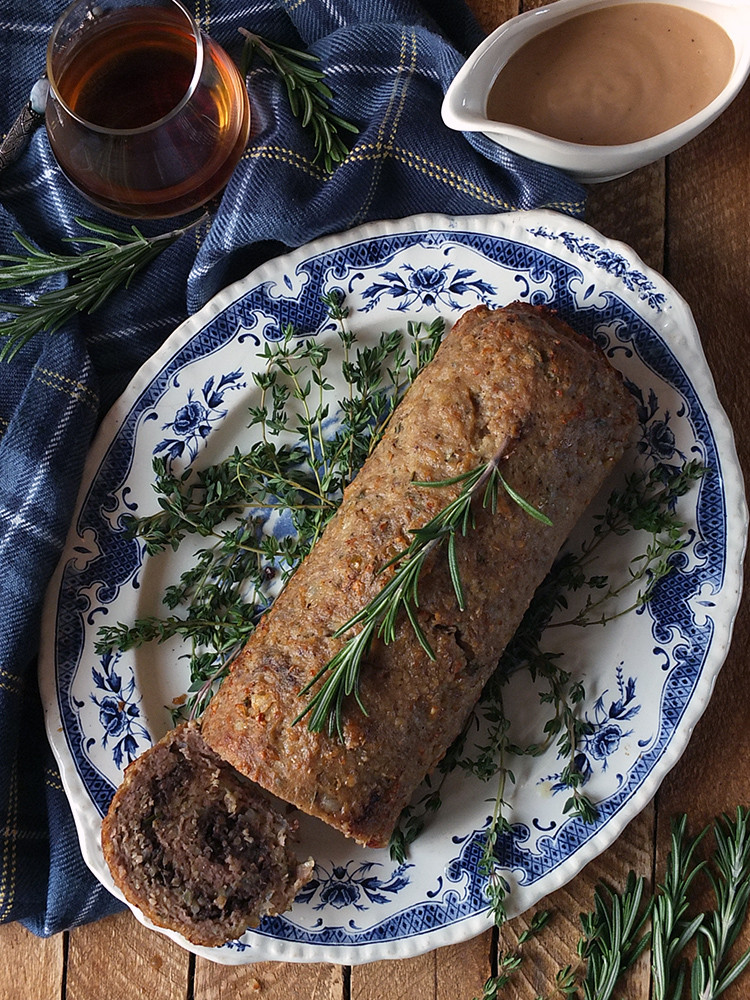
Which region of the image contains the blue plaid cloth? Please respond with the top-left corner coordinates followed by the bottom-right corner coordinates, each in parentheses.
top-left (0, 0), bottom-right (585, 936)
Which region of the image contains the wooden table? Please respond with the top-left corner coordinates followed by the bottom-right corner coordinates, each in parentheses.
top-left (2, 2), bottom-right (748, 996)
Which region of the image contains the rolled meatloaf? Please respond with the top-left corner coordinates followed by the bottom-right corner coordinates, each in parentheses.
top-left (101, 722), bottom-right (314, 947)
top-left (201, 302), bottom-right (638, 848)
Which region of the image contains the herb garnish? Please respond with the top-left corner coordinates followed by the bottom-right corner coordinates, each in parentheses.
top-left (472, 808), bottom-right (750, 1000)
top-left (0, 31), bottom-right (357, 362)
top-left (96, 295), bottom-right (445, 719)
top-left (96, 295), bottom-right (705, 945)
top-left (239, 30), bottom-right (359, 173)
top-left (388, 458), bottom-right (706, 906)
top-left (0, 215), bottom-right (205, 362)
top-left (294, 449), bottom-right (552, 738)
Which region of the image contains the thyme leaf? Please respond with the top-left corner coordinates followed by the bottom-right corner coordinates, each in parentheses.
top-left (473, 910), bottom-right (551, 1000)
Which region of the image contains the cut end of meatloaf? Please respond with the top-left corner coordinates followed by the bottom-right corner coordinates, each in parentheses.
top-left (101, 721), bottom-right (314, 948)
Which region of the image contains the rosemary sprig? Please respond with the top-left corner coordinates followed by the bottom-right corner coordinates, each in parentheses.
top-left (478, 809), bottom-right (750, 1000)
top-left (294, 450), bottom-right (552, 737)
top-left (652, 814), bottom-right (706, 1000)
top-left (691, 807), bottom-right (750, 999)
top-left (239, 29), bottom-right (358, 172)
top-left (0, 215), bottom-right (204, 361)
top-left (578, 872), bottom-right (652, 999)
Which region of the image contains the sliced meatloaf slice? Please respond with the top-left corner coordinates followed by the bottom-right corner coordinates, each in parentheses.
top-left (101, 721), bottom-right (313, 947)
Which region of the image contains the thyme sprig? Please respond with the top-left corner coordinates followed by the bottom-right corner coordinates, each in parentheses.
top-left (0, 215), bottom-right (205, 362)
top-left (294, 449), bottom-right (552, 737)
top-left (474, 910), bottom-right (552, 1000)
top-left (549, 460), bottom-right (706, 629)
top-left (96, 301), bottom-right (445, 720)
top-left (239, 29), bottom-right (358, 172)
top-left (473, 678), bottom-right (517, 927)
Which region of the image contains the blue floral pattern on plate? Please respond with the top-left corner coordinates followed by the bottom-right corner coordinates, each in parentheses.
top-left (296, 860), bottom-right (413, 912)
top-left (543, 666), bottom-right (640, 795)
top-left (39, 211), bottom-right (746, 966)
top-left (153, 370), bottom-right (245, 469)
top-left (361, 261), bottom-right (496, 311)
top-left (88, 650), bottom-right (151, 769)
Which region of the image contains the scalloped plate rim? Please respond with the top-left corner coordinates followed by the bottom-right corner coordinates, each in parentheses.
top-left (38, 209), bottom-right (747, 966)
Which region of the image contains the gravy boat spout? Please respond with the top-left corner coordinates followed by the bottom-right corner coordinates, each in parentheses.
top-left (442, 0), bottom-right (750, 183)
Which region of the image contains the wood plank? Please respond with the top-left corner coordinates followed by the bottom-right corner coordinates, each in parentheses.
top-left (436, 933), bottom-right (494, 1000)
top-left (467, 0), bottom-right (519, 35)
top-left (0, 921), bottom-right (64, 1000)
top-left (65, 910), bottom-right (190, 1000)
top-left (351, 951), bottom-right (436, 1000)
top-left (350, 930), bottom-right (492, 1000)
top-left (193, 958), bottom-right (344, 1000)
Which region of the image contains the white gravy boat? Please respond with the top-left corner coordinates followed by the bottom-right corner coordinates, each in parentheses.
top-left (442, 0), bottom-right (750, 182)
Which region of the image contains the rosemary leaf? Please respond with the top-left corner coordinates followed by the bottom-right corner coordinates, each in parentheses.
top-left (0, 215), bottom-right (205, 361)
top-left (294, 450), bottom-right (552, 737)
top-left (691, 807), bottom-right (750, 999)
top-left (239, 29), bottom-right (358, 172)
top-left (579, 872), bottom-right (652, 1000)
top-left (511, 809), bottom-right (750, 1000)
top-left (652, 814), bottom-right (707, 1000)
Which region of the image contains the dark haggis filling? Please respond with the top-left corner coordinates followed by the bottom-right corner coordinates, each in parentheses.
top-left (103, 722), bottom-right (313, 945)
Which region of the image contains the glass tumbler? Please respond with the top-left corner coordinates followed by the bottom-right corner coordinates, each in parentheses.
top-left (45, 0), bottom-right (251, 218)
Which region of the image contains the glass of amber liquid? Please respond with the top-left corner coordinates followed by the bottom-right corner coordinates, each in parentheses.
top-left (45, 0), bottom-right (251, 218)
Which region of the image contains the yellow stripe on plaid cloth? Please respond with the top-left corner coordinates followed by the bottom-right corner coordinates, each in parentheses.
top-left (382, 145), bottom-right (586, 215)
top-left (241, 144), bottom-right (330, 181)
top-left (0, 673), bottom-right (23, 696)
top-left (0, 757), bottom-right (18, 920)
top-left (240, 139), bottom-right (585, 217)
top-left (356, 28), bottom-right (417, 223)
top-left (34, 368), bottom-right (99, 414)
top-left (45, 768), bottom-right (63, 794)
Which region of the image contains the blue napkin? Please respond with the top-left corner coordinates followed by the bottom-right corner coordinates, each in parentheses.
top-left (0, 0), bottom-right (585, 936)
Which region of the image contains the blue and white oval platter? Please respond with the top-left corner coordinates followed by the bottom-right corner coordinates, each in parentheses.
top-left (39, 211), bottom-right (747, 965)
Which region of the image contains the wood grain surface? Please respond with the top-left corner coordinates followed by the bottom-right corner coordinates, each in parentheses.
top-left (2, 2), bottom-right (748, 997)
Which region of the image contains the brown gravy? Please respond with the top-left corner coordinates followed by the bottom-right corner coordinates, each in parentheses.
top-left (486, 3), bottom-right (734, 145)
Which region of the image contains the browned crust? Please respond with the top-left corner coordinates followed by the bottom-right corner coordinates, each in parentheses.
top-left (201, 302), bottom-right (638, 847)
